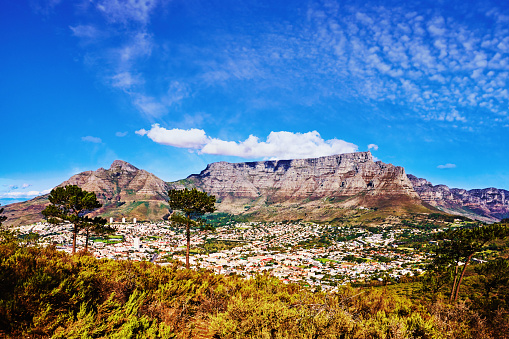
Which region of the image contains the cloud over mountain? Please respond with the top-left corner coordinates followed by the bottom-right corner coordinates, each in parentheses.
top-left (136, 124), bottom-right (358, 159)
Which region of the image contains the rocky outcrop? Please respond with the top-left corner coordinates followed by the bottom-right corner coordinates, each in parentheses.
top-left (61, 160), bottom-right (169, 203)
top-left (408, 174), bottom-right (509, 222)
top-left (8, 155), bottom-right (506, 226)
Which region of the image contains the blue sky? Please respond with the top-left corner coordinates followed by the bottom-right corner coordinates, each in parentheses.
top-left (2, 0), bottom-right (509, 204)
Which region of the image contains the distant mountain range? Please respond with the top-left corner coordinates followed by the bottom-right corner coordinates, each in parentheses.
top-left (2, 152), bottom-right (508, 226)
top-left (407, 175), bottom-right (509, 223)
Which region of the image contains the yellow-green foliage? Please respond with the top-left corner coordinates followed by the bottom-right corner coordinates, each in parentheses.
top-left (0, 241), bottom-right (505, 338)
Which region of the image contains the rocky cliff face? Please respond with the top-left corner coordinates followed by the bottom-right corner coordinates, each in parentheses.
top-left (176, 152), bottom-right (424, 219)
top-left (3, 161), bottom-right (171, 226)
top-left (186, 152), bottom-right (417, 201)
top-left (407, 174), bottom-right (509, 222)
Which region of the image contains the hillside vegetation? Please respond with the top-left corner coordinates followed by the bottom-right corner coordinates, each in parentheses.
top-left (0, 238), bottom-right (508, 339)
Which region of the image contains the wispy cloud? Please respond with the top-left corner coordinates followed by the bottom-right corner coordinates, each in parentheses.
top-left (368, 144), bottom-right (379, 151)
top-left (70, 25), bottom-right (100, 39)
top-left (136, 124), bottom-right (358, 159)
top-left (96, 0), bottom-right (161, 24)
top-left (82, 136), bottom-right (102, 143)
top-left (299, 3), bottom-right (509, 126)
top-left (0, 189), bottom-right (51, 199)
top-left (3, 183), bottom-right (32, 191)
top-left (46, 1), bottom-right (509, 128)
top-left (437, 163), bottom-right (456, 169)
top-left (64, 0), bottom-right (188, 118)
top-left (115, 131), bottom-right (128, 137)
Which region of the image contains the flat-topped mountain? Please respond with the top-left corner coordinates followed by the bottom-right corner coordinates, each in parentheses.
top-left (408, 174), bottom-right (509, 223)
top-left (173, 152), bottom-right (427, 220)
top-left (186, 152), bottom-right (417, 200)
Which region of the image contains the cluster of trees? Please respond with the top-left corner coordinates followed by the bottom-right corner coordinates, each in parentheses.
top-left (36, 186), bottom-right (216, 261)
top-left (41, 185), bottom-right (114, 253)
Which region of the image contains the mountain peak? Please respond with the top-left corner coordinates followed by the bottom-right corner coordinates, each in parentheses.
top-left (109, 160), bottom-right (139, 172)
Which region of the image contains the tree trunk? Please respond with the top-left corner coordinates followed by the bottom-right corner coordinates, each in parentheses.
top-left (72, 224), bottom-right (77, 254)
top-left (186, 221), bottom-right (190, 269)
top-left (450, 264), bottom-right (459, 302)
top-left (454, 253), bottom-right (474, 302)
top-left (84, 228), bottom-right (90, 252)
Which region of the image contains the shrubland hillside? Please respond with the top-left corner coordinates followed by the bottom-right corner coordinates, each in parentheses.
top-left (0, 239), bottom-right (508, 339)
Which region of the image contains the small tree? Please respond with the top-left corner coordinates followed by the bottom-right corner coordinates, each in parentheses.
top-left (0, 204), bottom-right (6, 226)
top-left (475, 258), bottom-right (509, 300)
top-left (428, 223), bottom-right (509, 302)
top-left (0, 204), bottom-right (11, 243)
top-left (42, 185), bottom-right (108, 254)
top-left (167, 188), bottom-right (216, 269)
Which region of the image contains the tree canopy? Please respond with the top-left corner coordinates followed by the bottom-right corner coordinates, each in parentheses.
top-left (0, 204), bottom-right (11, 243)
top-left (42, 185), bottom-right (110, 253)
top-left (168, 188), bottom-right (216, 218)
top-left (425, 222), bottom-right (509, 301)
top-left (167, 188), bottom-right (216, 268)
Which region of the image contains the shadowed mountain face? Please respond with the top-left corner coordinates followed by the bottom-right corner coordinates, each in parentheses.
top-left (407, 174), bottom-right (509, 223)
top-left (2, 161), bottom-right (171, 226)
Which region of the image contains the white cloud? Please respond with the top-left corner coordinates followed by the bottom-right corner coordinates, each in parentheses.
top-left (368, 144), bottom-right (379, 151)
top-left (115, 131), bottom-right (128, 137)
top-left (136, 125), bottom-right (359, 159)
top-left (304, 3), bottom-right (509, 124)
top-left (202, 131), bottom-right (358, 159)
top-left (437, 163), bottom-right (456, 169)
top-left (136, 124), bottom-right (208, 149)
top-left (82, 136), bottom-right (102, 143)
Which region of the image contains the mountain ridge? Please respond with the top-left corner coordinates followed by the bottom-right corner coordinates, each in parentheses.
top-left (2, 160), bottom-right (171, 226)
top-left (407, 174), bottom-right (509, 223)
top-left (2, 153), bottom-right (507, 225)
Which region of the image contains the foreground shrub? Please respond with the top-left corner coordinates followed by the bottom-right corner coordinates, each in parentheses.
top-left (0, 242), bottom-right (502, 338)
